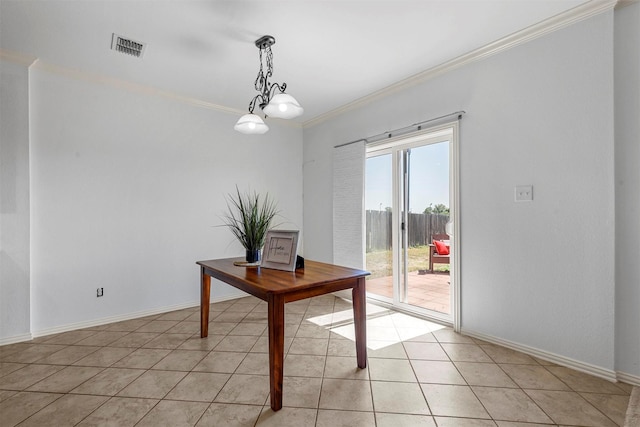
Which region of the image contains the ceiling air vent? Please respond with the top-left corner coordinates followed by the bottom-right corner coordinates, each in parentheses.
top-left (111, 33), bottom-right (146, 58)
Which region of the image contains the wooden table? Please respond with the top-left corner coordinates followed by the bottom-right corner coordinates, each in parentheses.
top-left (197, 258), bottom-right (369, 411)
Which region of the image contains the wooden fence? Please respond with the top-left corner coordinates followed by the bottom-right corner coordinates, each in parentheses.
top-left (365, 210), bottom-right (449, 252)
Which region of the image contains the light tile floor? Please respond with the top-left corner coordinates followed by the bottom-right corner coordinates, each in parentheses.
top-left (0, 295), bottom-right (634, 426)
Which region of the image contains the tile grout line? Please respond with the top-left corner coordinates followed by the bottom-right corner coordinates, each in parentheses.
top-left (491, 352), bottom-right (559, 425)
top-left (403, 335), bottom-right (435, 421)
top-left (540, 360), bottom-right (630, 425)
top-left (442, 336), bottom-right (496, 423)
top-left (313, 299), bottom-right (334, 427)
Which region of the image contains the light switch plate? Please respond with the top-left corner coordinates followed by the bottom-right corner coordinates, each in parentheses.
top-left (515, 185), bottom-right (533, 202)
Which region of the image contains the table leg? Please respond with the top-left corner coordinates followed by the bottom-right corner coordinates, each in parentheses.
top-left (267, 293), bottom-right (285, 411)
top-left (352, 276), bottom-right (367, 368)
top-left (200, 267), bottom-right (211, 338)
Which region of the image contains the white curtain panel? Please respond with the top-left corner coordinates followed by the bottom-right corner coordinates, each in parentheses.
top-left (332, 140), bottom-right (366, 269)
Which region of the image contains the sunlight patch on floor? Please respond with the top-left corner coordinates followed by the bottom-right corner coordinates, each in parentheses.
top-left (305, 304), bottom-right (447, 350)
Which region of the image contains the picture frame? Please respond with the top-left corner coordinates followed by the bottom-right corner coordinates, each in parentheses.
top-left (261, 230), bottom-right (300, 271)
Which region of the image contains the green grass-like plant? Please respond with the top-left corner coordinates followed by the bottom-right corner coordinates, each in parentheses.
top-left (221, 187), bottom-right (279, 251)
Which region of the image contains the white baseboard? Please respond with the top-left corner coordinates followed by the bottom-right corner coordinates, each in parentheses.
top-left (0, 333), bottom-right (33, 346)
top-left (618, 372), bottom-right (640, 387)
top-left (0, 291), bottom-right (247, 345)
top-left (31, 300), bottom-right (201, 338)
top-left (462, 328), bottom-right (619, 383)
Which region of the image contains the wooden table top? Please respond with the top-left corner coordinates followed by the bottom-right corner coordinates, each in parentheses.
top-left (197, 257), bottom-right (369, 299)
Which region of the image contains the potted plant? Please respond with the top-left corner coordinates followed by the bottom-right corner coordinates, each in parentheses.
top-left (221, 187), bottom-right (279, 263)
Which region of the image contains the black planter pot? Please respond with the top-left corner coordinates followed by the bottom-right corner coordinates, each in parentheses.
top-left (245, 249), bottom-right (261, 263)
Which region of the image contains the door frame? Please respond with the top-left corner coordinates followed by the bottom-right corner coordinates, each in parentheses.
top-left (365, 122), bottom-right (460, 331)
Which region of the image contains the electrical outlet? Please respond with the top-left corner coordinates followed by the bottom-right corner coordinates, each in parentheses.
top-left (515, 185), bottom-right (533, 202)
top-left (97, 288), bottom-right (104, 297)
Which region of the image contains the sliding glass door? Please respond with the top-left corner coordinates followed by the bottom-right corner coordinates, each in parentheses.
top-left (365, 125), bottom-right (457, 322)
top-left (403, 142), bottom-right (451, 314)
top-left (364, 152), bottom-right (394, 301)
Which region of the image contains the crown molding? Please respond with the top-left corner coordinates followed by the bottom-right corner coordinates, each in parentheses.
top-left (0, 49), bottom-right (37, 67)
top-left (615, 0), bottom-right (639, 9)
top-left (303, 0), bottom-right (618, 129)
top-left (1, 48), bottom-right (303, 129)
top-left (33, 59), bottom-right (247, 116)
top-left (1, 48), bottom-right (247, 116)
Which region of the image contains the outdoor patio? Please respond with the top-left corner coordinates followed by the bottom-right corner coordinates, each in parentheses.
top-left (365, 271), bottom-right (451, 314)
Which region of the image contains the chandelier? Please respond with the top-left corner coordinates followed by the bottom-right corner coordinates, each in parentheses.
top-left (234, 35), bottom-right (304, 134)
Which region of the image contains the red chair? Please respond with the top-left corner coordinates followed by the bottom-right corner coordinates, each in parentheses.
top-left (428, 233), bottom-right (450, 273)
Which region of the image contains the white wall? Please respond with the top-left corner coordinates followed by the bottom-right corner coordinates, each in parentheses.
top-left (614, 2), bottom-right (640, 380)
top-left (0, 59), bottom-right (31, 341)
top-left (27, 67), bottom-right (303, 335)
top-left (304, 12), bottom-right (617, 372)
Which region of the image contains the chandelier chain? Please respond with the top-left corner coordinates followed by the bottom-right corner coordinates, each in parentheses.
top-left (243, 36), bottom-right (294, 119)
top-left (248, 44), bottom-right (284, 115)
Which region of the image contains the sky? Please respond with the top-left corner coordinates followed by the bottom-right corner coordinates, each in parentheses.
top-left (365, 141), bottom-right (449, 212)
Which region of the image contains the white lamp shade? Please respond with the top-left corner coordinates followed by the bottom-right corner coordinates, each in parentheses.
top-left (234, 113), bottom-right (269, 134)
top-left (263, 93), bottom-right (304, 119)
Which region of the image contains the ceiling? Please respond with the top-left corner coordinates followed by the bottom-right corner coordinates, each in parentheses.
top-left (1, 0), bottom-right (601, 124)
